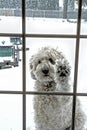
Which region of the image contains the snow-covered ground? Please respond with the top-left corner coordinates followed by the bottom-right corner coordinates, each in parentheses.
top-left (0, 16), bottom-right (87, 130)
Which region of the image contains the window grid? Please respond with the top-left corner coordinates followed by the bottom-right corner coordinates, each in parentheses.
top-left (22, 0), bottom-right (26, 130)
top-left (0, 0), bottom-right (87, 130)
top-left (72, 0), bottom-right (82, 129)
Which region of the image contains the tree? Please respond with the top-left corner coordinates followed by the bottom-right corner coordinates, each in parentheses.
top-left (0, 0), bottom-right (3, 8)
top-left (82, 0), bottom-right (87, 6)
top-left (14, 0), bottom-right (21, 8)
top-left (68, 0), bottom-right (75, 11)
top-left (45, 0), bottom-right (59, 10)
top-left (63, 0), bottom-right (76, 19)
top-left (0, 0), bottom-right (21, 8)
top-left (30, 0), bottom-right (38, 9)
top-left (63, 0), bottom-right (68, 19)
top-left (76, 0), bottom-right (87, 7)
top-left (26, 0), bottom-right (59, 10)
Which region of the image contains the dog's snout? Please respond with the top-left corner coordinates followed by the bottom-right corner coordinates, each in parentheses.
top-left (42, 69), bottom-right (49, 75)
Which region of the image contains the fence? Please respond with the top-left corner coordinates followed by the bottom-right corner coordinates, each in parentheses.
top-left (0, 8), bottom-right (14, 16)
top-left (0, 8), bottom-right (87, 19)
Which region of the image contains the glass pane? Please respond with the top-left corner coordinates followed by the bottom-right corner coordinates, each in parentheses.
top-left (0, 0), bottom-right (22, 33)
top-left (26, 38), bottom-right (75, 92)
top-left (80, 1), bottom-right (87, 34)
top-left (26, 95), bottom-right (72, 130)
top-left (77, 39), bottom-right (87, 93)
top-left (0, 37), bottom-right (22, 91)
top-left (0, 95), bottom-right (22, 130)
top-left (26, 0), bottom-right (77, 34)
top-left (26, 95), bottom-right (35, 130)
top-left (75, 97), bottom-right (87, 130)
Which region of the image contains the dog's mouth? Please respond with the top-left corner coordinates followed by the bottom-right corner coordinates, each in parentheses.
top-left (43, 81), bottom-right (56, 90)
top-left (43, 74), bottom-right (49, 77)
top-left (41, 73), bottom-right (54, 82)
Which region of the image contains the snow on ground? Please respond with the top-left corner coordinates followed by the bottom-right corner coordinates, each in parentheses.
top-left (26, 17), bottom-right (77, 34)
top-left (0, 16), bottom-right (22, 33)
top-left (0, 16), bottom-right (87, 130)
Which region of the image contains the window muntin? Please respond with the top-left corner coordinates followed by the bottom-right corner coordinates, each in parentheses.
top-left (0, 0), bottom-right (87, 130)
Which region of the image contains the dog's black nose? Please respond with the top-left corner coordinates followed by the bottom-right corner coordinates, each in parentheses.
top-left (42, 69), bottom-right (49, 74)
top-left (60, 72), bottom-right (66, 77)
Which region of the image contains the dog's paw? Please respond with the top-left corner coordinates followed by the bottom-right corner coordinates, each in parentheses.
top-left (55, 59), bottom-right (71, 82)
top-left (65, 126), bottom-right (71, 130)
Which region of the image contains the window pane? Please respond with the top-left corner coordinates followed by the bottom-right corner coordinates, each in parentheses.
top-left (26, 95), bottom-right (72, 130)
top-left (0, 37), bottom-right (22, 91)
top-left (75, 97), bottom-right (87, 130)
top-left (0, 95), bottom-right (22, 130)
top-left (26, 95), bottom-right (35, 130)
top-left (80, 1), bottom-right (87, 34)
top-left (26, 0), bottom-right (77, 34)
top-left (77, 39), bottom-right (87, 93)
top-left (0, 0), bottom-right (22, 33)
top-left (26, 38), bottom-right (75, 92)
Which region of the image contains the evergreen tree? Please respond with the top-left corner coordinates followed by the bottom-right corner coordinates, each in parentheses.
top-left (0, 0), bottom-right (21, 8)
top-left (46, 0), bottom-right (59, 10)
top-left (82, 0), bottom-right (87, 7)
top-left (26, 0), bottom-right (59, 10)
top-left (68, 0), bottom-right (75, 11)
top-left (0, 0), bottom-right (3, 8)
top-left (63, 0), bottom-right (68, 19)
top-left (76, 0), bottom-right (87, 7)
top-left (14, 0), bottom-right (21, 8)
top-left (26, 0), bottom-right (38, 9)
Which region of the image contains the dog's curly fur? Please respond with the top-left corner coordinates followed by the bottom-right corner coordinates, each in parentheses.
top-left (29, 47), bottom-right (86, 130)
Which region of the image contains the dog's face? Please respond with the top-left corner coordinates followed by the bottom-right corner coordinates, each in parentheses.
top-left (30, 47), bottom-right (64, 84)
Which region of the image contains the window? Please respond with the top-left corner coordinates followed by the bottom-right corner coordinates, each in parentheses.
top-left (0, 0), bottom-right (87, 130)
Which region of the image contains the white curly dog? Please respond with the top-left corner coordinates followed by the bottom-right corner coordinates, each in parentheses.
top-left (29, 47), bottom-right (86, 130)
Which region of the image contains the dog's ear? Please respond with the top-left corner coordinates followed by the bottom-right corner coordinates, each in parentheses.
top-left (29, 63), bottom-right (36, 80)
top-left (29, 56), bottom-right (36, 80)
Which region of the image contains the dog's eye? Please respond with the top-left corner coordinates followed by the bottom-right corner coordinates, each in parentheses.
top-left (38, 60), bottom-right (41, 64)
top-left (49, 58), bottom-right (55, 64)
